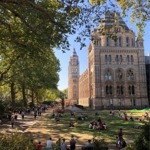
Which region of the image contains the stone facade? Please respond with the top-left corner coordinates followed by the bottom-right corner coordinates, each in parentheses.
top-left (68, 12), bottom-right (149, 109)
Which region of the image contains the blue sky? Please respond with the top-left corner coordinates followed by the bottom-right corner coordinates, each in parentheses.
top-left (55, 22), bottom-right (150, 91)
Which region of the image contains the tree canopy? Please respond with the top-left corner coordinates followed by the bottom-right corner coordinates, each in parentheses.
top-left (0, 0), bottom-right (149, 52)
top-left (0, 0), bottom-right (149, 106)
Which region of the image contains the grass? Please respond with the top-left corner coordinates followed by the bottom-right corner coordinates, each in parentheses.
top-left (40, 109), bottom-right (149, 144)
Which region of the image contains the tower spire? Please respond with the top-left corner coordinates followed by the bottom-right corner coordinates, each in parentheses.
top-left (73, 48), bottom-right (77, 56)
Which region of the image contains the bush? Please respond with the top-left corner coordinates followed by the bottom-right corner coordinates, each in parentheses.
top-left (92, 136), bottom-right (108, 150)
top-left (126, 122), bottom-right (150, 150)
top-left (0, 132), bottom-right (35, 150)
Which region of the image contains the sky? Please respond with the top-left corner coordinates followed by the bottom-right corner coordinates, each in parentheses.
top-left (55, 21), bottom-right (150, 91)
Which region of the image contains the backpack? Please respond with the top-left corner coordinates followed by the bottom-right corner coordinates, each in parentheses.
top-left (70, 139), bottom-right (76, 147)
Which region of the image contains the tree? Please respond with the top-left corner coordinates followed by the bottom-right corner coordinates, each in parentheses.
top-left (0, 0), bottom-right (149, 108)
top-left (0, 0), bottom-right (148, 55)
top-left (0, 46), bottom-right (60, 107)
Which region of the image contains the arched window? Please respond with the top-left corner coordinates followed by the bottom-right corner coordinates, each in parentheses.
top-left (105, 70), bottom-right (112, 80)
top-left (128, 86), bottom-right (132, 95)
top-left (116, 55), bottom-right (119, 64)
top-left (119, 37), bottom-right (122, 47)
top-left (107, 37), bottom-right (109, 46)
top-left (116, 86), bottom-right (124, 95)
top-left (105, 55), bottom-right (107, 64)
top-left (120, 55), bottom-right (123, 64)
top-left (128, 85), bottom-right (135, 95)
top-left (127, 70), bottom-right (134, 80)
top-left (115, 38), bottom-right (118, 46)
top-left (121, 86), bottom-right (124, 95)
top-left (99, 38), bottom-right (101, 46)
top-left (110, 86), bottom-right (112, 94)
top-left (132, 86), bottom-right (135, 95)
top-left (126, 37), bottom-right (129, 47)
top-left (106, 85), bottom-right (113, 95)
top-left (127, 55), bottom-right (130, 63)
top-left (109, 55), bottom-right (111, 64)
top-left (131, 38), bottom-right (135, 47)
top-left (131, 55), bottom-right (134, 64)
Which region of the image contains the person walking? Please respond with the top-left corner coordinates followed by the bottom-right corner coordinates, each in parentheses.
top-left (46, 137), bottom-right (53, 150)
top-left (70, 135), bottom-right (76, 150)
top-left (61, 138), bottom-right (67, 150)
top-left (36, 141), bottom-right (42, 150)
top-left (10, 116), bottom-right (15, 128)
top-left (21, 111), bottom-right (25, 120)
top-left (56, 137), bottom-right (61, 150)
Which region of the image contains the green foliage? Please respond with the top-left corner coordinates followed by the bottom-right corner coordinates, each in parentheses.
top-left (0, 133), bottom-right (35, 150)
top-left (126, 122), bottom-right (150, 150)
top-left (92, 136), bottom-right (108, 150)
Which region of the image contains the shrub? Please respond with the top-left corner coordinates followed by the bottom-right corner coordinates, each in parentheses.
top-left (92, 136), bottom-right (108, 150)
top-left (126, 122), bottom-right (150, 150)
top-left (0, 132), bottom-right (35, 150)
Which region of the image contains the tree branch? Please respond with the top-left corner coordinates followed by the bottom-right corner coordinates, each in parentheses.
top-left (0, 3), bottom-right (37, 33)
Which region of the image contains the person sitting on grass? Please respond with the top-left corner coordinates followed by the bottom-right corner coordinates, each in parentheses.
top-left (102, 123), bottom-right (107, 130)
top-left (89, 123), bottom-right (93, 129)
top-left (69, 121), bottom-right (74, 127)
top-left (129, 116), bottom-right (134, 121)
top-left (97, 117), bottom-right (102, 124)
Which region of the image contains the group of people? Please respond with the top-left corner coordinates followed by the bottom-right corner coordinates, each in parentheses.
top-left (9, 105), bottom-right (48, 128)
top-left (36, 135), bottom-right (76, 150)
top-left (89, 117), bottom-right (107, 130)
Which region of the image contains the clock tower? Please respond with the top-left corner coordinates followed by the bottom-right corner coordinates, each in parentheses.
top-left (68, 48), bottom-right (79, 105)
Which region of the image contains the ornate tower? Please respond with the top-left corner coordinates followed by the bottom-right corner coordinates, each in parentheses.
top-left (68, 49), bottom-right (79, 105)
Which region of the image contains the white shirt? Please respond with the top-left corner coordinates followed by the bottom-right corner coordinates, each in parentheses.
top-left (46, 140), bottom-right (53, 148)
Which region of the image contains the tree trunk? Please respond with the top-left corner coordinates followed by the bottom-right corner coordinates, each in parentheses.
top-left (22, 84), bottom-right (27, 107)
top-left (62, 98), bottom-right (65, 110)
top-left (31, 89), bottom-right (35, 106)
top-left (10, 82), bottom-right (15, 108)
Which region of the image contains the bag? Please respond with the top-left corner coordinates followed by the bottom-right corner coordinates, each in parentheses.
top-left (70, 139), bottom-right (76, 147)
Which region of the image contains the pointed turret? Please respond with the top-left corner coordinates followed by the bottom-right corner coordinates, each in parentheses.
top-left (136, 37), bottom-right (144, 48)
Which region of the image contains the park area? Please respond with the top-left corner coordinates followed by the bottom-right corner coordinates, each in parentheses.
top-left (0, 105), bottom-right (149, 150)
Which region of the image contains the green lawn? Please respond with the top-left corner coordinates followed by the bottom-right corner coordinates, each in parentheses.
top-left (41, 109), bottom-right (149, 144)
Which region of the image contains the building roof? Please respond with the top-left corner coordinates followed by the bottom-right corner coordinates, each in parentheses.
top-left (99, 11), bottom-right (130, 31)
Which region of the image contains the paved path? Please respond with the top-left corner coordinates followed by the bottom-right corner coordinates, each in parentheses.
top-left (0, 109), bottom-right (52, 134)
